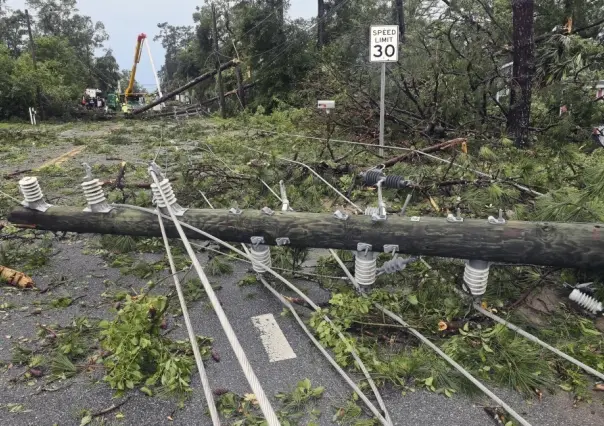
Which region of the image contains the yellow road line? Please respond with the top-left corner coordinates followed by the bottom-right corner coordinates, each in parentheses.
top-left (36, 146), bottom-right (86, 170)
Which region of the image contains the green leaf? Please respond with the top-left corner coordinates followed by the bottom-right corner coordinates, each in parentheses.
top-left (80, 415), bottom-right (92, 426)
top-left (559, 383), bottom-right (573, 392)
top-left (424, 376), bottom-right (433, 387)
top-left (482, 343), bottom-right (494, 353)
top-left (407, 294), bottom-right (418, 305)
top-left (140, 386), bottom-right (153, 396)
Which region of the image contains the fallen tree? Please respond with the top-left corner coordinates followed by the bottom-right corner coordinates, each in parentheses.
top-left (383, 138), bottom-right (466, 167)
top-left (7, 206), bottom-right (604, 269)
top-left (132, 59), bottom-right (238, 115)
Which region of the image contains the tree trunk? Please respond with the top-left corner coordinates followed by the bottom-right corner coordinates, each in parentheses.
top-left (318, 0), bottom-right (325, 48)
top-left (395, 0), bottom-right (405, 42)
top-left (211, 3), bottom-right (226, 119)
top-left (508, 0), bottom-right (535, 148)
top-left (131, 60), bottom-right (237, 115)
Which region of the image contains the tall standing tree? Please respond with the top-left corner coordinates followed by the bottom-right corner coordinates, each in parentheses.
top-left (395, 0), bottom-right (405, 42)
top-left (318, 0), bottom-right (325, 48)
top-left (508, 0), bottom-right (535, 148)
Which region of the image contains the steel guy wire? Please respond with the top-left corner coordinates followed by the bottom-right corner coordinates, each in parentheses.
top-left (193, 144), bottom-right (292, 211)
top-left (194, 191), bottom-right (346, 278)
top-left (249, 128), bottom-right (544, 195)
top-left (473, 303), bottom-right (604, 382)
top-left (375, 303), bottom-right (532, 426)
top-left (242, 145), bottom-right (364, 213)
top-left (184, 120), bottom-right (542, 197)
top-left (327, 250), bottom-right (533, 426)
top-left (195, 188), bottom-right (390, 424)
top-left (0, 189), bottom-right (22, 205)
top-left (245, 127), bottom-right (544, 196)
top-left (256, 273), bottom-right (390, 424)
top-left (115, 203), bottom-right (392, 426)
top-left (189, 241), bottom-right (348, 282)
top-left (155, 207), bottom-right (220, 425)
top-left (147, 169), bottom-right (280, 426)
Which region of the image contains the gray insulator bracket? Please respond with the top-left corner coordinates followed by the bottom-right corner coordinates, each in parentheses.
top-left (371, 212), bottom-right (387, 222)
top-left (357, 242), bottom-right (372, 253)
top-left (447, 208), bottom-right (464, 223)
top-left (276, 238), bottom-right (290, 246)
top-left (229, 207), bottom-right (242, 215)
top-left (410, 216), bottom-right (421, 222)
top-left (488, 209), bottom-right (506, 225)
top-left (383, 245), bottom-right (399, 255)
top-left (261, 207), bottom-right (274, 216)
top-left (333, 210), bottom-right (349, 221)
top-left (251, 236), bottom-right (265, 246)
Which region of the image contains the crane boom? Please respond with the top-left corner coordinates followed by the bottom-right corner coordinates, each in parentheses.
top-left (125, 33), bottom-right (147, 99)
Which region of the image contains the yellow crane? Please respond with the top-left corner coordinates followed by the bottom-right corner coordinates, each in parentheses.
top-left (122, 33), bottom-right (147, 112)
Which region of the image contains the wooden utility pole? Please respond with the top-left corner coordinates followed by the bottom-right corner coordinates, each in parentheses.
top-left (318, 0), bottom-right (325, 48)
top-left (25, 9), bottom-right (43, 120)
top-left (8, 206), bottom-right (604, 270)
top-left (211, 3), bottom-right (226, 119)
top-left (235, 65), bottom-right (245, 108)
top-left (132, 59), bottom-right (237, 115)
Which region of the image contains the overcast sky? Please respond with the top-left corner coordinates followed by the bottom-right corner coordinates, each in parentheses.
top-left (6, 0), bottom-right (316, 88)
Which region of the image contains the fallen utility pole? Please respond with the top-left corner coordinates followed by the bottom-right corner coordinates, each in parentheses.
top-left (131, 59), bottom-right (238, 115)
top-left (140, 84), bottom-right (255, 120)
top-left (8, 206), bottom-right (604, 269)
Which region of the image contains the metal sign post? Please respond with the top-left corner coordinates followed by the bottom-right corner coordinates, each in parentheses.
top-left (370, 25), bottom-right (399, 157)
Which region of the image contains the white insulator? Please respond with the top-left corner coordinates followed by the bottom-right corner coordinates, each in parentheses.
top-left (355, 253), bottom-right (377, 287)
top-left (82, 179), bottom-right (106, 205)
top-left (250, 244), bottom-right (272, 273)
top-left (18, 176), bottom-right (51, 212)
top-left (364, 206), bottom-right (379, 216)
top-left (19, 176), bottom-right (44, 203)
top-left (569, 289), bottom-right (603, 314)
top-left (151, 178), bottom-right (178, 208)
top-left (81, 179), bottom-right (112, 213)
top-left (463, 260), bottom-right (490, 296)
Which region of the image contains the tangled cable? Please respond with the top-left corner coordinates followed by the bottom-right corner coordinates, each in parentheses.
top-left (377, 256), bottom-right (419, 276)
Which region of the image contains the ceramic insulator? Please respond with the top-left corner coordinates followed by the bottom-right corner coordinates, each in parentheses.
top-left (82, 179), bottom-right (106, 206)
top-left (569, 289), bottom-right (603, 314)
top-left (355, 253), bottom-right (377, 286)
top-left (19, 176), bottom-right (44, 203)
top-left (463, 259), bottom-right (490, 296)
top-left (250, 244), bottom-right (272, 273)
top-left (151, 178), bottom-right (178, 208)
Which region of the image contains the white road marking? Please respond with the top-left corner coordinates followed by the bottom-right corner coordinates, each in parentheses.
top-left (251, 313), bottom-right (297, 362)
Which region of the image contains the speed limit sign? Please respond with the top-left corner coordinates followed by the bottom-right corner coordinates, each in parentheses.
top-left (370, 25), bottom-right (399, 62)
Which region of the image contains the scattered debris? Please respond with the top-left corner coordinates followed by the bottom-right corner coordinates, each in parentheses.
top-left (0, 266), bottom-right (35, 289)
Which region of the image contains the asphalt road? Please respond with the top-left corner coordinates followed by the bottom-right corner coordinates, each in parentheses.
top-left (1, 238), bottom-right (604, 426)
